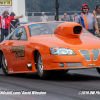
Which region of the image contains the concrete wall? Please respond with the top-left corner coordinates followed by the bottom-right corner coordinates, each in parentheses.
top-left (12, 0), bottom-right (26, 22)
top-left (27, 14), bottom-right (75, 22)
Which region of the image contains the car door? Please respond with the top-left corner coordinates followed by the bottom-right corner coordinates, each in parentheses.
top-left (8, 26), bottom-right (29, 72)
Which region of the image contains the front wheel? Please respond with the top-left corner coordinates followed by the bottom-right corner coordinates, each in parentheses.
top-left (36, 52), bottom-right (51, 79)
top-left (1, 53), bottom-right (8, 75)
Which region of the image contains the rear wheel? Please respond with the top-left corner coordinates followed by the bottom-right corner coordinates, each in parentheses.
top-left (36, 52), bottom-right (51, 79)
top-left (1, 53), bottom-right (8, 75)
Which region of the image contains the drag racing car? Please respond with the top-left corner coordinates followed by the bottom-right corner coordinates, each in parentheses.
top-left (0, 21), bottom-right (100, 78)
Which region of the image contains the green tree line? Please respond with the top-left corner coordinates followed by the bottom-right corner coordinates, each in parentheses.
top-left (25, 0), bottom-right (100, 12)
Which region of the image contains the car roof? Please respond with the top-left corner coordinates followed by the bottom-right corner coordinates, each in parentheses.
top-left (19, 22), bottom-right (33, 24)
top-left (21, 21), bottom-right (64, 27)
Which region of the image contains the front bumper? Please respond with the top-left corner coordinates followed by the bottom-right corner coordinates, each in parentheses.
top-left (42, 55), bottom-right (100, 70)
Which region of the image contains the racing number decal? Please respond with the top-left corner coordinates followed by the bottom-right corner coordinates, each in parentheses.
top-left (12, 45), bottom-right (25, 58)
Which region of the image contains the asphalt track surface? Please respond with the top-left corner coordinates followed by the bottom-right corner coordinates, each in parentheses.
top-left (0, 68), bottom-right (100, 100)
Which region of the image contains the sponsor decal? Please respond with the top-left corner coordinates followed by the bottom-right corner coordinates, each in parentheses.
top-left (12, 45), bottom-right (25, 58)
top-left (29, 24), bottom-right (40, 30)
top-left (8, 68), bottom-right (13, 74)
top-left (13, 57), bottom-right (25, 61)
top-left (0, 0), bottom-right (12, 6)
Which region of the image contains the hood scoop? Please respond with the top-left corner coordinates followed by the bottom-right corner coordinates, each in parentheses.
top-left (54, 22), bottom-right (83, 38)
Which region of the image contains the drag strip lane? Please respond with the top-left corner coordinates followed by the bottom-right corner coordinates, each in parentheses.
top-left (0, 69), bottom-right (100, 100)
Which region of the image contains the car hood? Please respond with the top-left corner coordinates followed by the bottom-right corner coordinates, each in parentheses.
top-left (29, 33), bottom-right (100, 50)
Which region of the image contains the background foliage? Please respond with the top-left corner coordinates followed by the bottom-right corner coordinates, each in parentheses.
top-left (25, 0), bottom-right (100, 12)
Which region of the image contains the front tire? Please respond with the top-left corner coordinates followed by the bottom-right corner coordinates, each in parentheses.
top-left (36, 52), bottom-right (51, 79)
top-left (1, 53), bottom-right (8, 75)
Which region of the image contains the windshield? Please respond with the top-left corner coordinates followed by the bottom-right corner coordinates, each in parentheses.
top-left (28, 22), bottom-right (90, 37)
top-left (28, 22), bottom-right (63, 36)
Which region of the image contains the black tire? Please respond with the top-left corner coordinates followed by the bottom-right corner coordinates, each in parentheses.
top-left (96, 68), bottom-right (100, 74)
top-left (1, 53), bottom-right (8, 75)
top-left (36, 52), bottom-right (51, 79)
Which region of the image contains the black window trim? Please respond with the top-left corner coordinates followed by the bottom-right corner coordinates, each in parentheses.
top-left (28, 25), bottom-right (32, 37)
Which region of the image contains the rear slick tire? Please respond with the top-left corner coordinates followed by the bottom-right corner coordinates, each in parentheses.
top-left (1, 53), bottom-right (8, 75)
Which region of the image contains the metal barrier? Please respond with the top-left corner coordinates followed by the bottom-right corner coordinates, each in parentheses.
top-left (25, 11), bottom-right (93, 22)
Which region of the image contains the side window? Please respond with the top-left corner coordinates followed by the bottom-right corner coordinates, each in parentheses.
top-left (10, 27), bottom-right (27, 40)
top-left (5, 31), bottom-right (14, 40)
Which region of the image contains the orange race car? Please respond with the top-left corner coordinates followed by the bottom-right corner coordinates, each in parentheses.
top-left (0, 21), bottom-right (100, 78)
